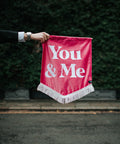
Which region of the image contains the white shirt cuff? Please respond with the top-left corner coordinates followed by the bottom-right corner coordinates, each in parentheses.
top-left (18, 32), bottom-right (25, 42)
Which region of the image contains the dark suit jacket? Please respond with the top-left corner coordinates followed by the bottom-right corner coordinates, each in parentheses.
top-left (0, 30), bottom-right (18, 43)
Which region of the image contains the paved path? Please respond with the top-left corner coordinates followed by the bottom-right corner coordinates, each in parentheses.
top-left (0, 113), bottom-right (120, 144)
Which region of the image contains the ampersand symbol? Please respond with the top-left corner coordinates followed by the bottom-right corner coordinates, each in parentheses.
top-left (45, 64), bottom-right (56, 78)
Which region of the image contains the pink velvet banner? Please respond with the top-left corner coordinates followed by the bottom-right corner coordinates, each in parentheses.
top-left (37, 35), bottom-right (94, 104)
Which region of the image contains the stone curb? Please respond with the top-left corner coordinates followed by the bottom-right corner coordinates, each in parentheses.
top-left (0, 100), bottom-right (120, 111)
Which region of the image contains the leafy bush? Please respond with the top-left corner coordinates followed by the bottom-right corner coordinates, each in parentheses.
top-left (0, 0), bottom-right (120, 90)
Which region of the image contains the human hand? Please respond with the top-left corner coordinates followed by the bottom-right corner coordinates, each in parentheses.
top-left (31, 32), bottom-right (50, 43)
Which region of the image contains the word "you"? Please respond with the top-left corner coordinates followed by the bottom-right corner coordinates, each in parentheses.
top-left (49, 45), bottom-right (82, 60)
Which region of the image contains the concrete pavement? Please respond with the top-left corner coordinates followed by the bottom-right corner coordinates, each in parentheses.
top-left (0, 100), bottom-right (120, 144)
top-left (0, 113), bottom-right (120, 144)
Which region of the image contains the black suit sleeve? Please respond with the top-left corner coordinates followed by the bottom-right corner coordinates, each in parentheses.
top-left (0, 30), bottom-right (18, 43)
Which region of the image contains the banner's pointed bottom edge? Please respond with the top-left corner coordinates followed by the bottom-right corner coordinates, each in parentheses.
top-left (37, 83), bottom-right (95, 104)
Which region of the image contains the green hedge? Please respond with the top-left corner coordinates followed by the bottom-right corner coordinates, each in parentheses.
top-left (0, 0), bottom-right (120, 90)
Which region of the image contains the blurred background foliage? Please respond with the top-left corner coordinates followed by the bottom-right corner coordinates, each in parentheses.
top-left (0, 0), bottom-right (120, 90)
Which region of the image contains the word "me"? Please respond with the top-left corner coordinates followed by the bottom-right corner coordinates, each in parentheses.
top-left (49, 45), bottom-right (82, 60)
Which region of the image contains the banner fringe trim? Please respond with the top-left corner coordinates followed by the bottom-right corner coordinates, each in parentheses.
top-left (37, 83), bottom-right (95, 104)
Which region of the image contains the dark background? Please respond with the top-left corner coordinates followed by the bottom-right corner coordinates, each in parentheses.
top-left (0, 0), bottom-right (120, 91)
